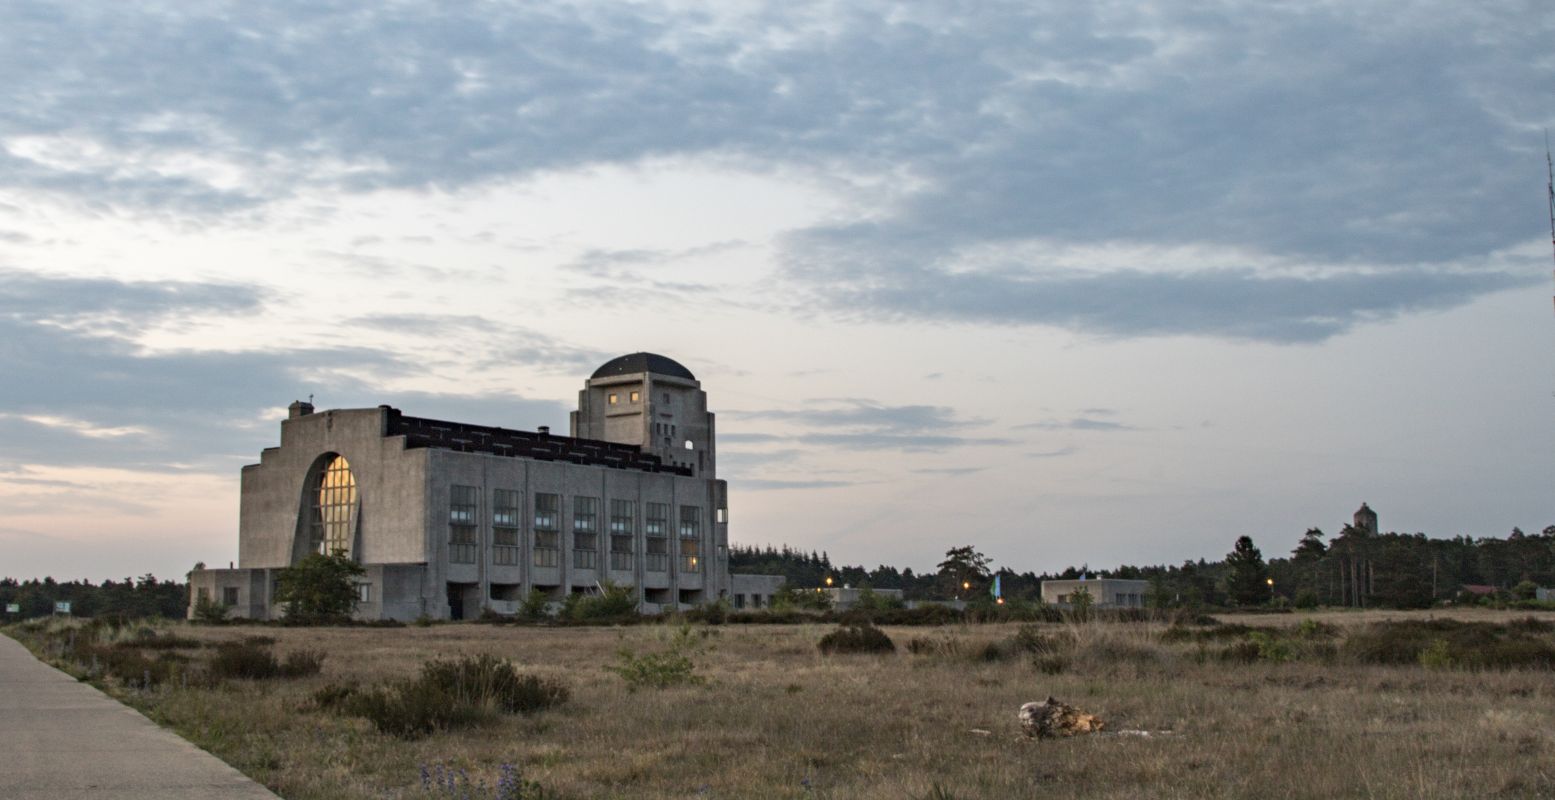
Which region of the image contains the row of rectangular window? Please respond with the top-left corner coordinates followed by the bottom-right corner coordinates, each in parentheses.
top-left (449, 486), bottom-right (707, 572)
top-left (449, 488), bottom-right (709, 537)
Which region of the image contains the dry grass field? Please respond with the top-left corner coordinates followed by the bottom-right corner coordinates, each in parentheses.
top-left (8, 609), bottom-right (1555, 799)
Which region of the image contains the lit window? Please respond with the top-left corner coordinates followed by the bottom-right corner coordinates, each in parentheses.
top-left (630, 391), bottom-right (640, 402)
top-left (357, 583), bottom-right (371, 603)
top-left (679, 506), bottom-right (701, 573)
top-left (684, 440), bottom-right (694, 450)
top-left (308, 455), bottom-right (358, 557)
top-left (716, 507), bottom-right (727, 524)
top-left (608, 393), bottom-right (618, 405)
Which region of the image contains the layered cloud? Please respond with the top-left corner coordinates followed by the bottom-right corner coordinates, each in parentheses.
top-left (0, 269), bottom-right (566, 473)
top-left (2, 1), bottom-right (1546, 342)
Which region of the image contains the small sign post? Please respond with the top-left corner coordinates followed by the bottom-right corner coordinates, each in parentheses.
top-left (3, 603), bottom-right (18, 614)
top-left (53, 601), bottom-right (71, 615)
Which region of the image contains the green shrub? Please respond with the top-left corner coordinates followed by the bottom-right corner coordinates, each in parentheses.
top-left (607, 625), bottom-right (707, 691)
top-left (311, 682), bottom-right (358, 711)
top-left (419, 654), bottom-right (569, 713)
top-left (519, 589), bottom-right (552, 620)
top-left (275, 552), bottom-right (364, 624)
top-left (1293, 590), bottom-right (1319, 610)
top-left (210, 641), bottom-right (280, 679)
top-left (1249, 631), bottom-right (1295, 662)
top-left (191, 596), bottom-right (231, 624)
top-left (338, 655), bottom-right (568, 739)
top-left (566, 583), bottom-right (640, 621)
top-left (1418, 638), bottom-right (1455, 669)
top-left (346, 680), bottom-right (487, 738)
top-left (817, 623), bottom-right (895, 655)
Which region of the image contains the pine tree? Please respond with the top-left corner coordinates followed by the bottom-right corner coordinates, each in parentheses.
top-left (1225, 536), bottom-right (1272, 606)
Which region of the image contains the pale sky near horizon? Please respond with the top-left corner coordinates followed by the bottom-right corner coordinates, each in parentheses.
top-left (1, 1), bottom-right (1552, 582)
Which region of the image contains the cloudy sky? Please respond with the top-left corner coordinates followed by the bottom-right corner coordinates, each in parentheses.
top-left (2, 0), bottom-right (1552, 581)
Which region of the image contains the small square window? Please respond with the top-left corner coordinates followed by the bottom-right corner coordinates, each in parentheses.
top-left (608, 393), bottom-right (618, 405)
top-left (357, 583), bottom-right (371, 602)
top-left (684, 440), bottom-right (694, 450)
top-left (630, 391), bottom-right (640, 402)
top-left (222, 587), bottom-right (239, 606)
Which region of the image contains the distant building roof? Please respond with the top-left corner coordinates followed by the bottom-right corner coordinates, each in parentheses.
top-left (1460, 584), bottom-right (1498, 596)
top-left (591, 352), bottom-right (696, 381)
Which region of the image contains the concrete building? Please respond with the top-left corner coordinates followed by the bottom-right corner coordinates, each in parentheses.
top-left (189, 353), bottom-right (780, 621)
top-left (1040, 578), bottom-right (1149, 609)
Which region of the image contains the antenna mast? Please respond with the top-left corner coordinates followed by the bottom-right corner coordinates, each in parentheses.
top-left (1548, 131), bottom-right (1554, 315)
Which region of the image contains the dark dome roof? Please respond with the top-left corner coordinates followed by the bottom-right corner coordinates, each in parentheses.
top-left (591, 352), bottom-right (696, 381)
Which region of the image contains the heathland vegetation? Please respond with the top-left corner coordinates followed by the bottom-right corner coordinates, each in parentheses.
top-left (6, 609), bottom-right (1554, 799)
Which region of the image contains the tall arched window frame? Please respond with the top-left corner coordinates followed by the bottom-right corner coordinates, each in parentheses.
top-left (308, 455), bottom-right (358, 558)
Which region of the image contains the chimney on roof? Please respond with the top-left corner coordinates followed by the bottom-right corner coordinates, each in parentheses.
top-left (538, 425), bottom-right (551, 436)
top-left (289, 399), bottom-right (315, 419)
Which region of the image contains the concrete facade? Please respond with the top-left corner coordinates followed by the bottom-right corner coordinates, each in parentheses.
top-left (189, 353), bottom-right (767, 621)
top-left (1040, 579), bottom-right (1150, 609)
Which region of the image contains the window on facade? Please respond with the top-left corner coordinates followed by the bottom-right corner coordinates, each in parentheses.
top-left (716, 507), bottom-right (727, 524)
top-left (630, 391), bottom-right (640, 403)
top-left (574, 496), bottom-right (597, 533)
top-left (608, 393), bottom-right (618, 405)
top-left (645, 535), bottom-right (668, 572)
top-left (679, 506), bottom-right (701, 572)
top-left (533, 531), bottom-right (559, 567)
top-left (222, 587), bottom-right (239, 606)
top-left (357, 583), bottom-right (371, 603)
top-left (197, 587), bottom-right (211, 603)
top-left (493, 489), bottom-right (521, 529)
top-left (449, 485), bottom-right (479, 564)
top-left (645, 502), bottom-right (668, 536)
top-left (534, 493), bottom-right (559, 530)
top-left (573, 536), bottom-right (597, 569)
top-left (492, 489), bottom-right (520, 565)
top-left (680, 535), bottom-right (701, 573)
top-left (308, 454), bottom-right (358, 557)
top-left (684, 440), bottom-right (694, 450)
top-left (609, 499), bottom-right (635, 571)
top-left (572, 496), bottom-right (599, 569)
top-left (533, 493), bottom-right (560, 567)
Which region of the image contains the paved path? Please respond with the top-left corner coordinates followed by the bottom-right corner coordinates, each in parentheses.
top-left (0, 632), bottom-right (279, 799)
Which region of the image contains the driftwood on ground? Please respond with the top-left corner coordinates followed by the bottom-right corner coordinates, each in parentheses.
top-left (1019, 696), bottom-right (1104, 739)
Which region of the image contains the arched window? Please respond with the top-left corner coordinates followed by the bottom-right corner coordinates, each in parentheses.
top-left (308, 455), bottom-right (358, 557)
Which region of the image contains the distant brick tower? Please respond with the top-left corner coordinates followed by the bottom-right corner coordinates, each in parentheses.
top-left (1353, 502), bottom-right (1378, 535)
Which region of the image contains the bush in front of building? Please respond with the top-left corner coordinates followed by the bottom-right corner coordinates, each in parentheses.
top-left (274, 552), bottom-right (365, 624)
top-left (191, 595), bottom-right (231, 625)
top-left (817, 622), bottom-right (896, 655)
top-left (567, 583), bottom-right (639, 621)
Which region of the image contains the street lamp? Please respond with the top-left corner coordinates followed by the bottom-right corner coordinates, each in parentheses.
top-left (825, 576), bottom-right (834, 588)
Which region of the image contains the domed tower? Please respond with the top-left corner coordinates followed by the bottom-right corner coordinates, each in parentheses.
top-left (1353, 502), bottom-right (1378, 535)
top-left (570, 353), bottom-right (716, 477)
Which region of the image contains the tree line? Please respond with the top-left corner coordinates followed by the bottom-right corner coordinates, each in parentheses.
top-left (732, 522), bottom-right (1555, 609)
top-left (0, 575), bottom-right (187, 620)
